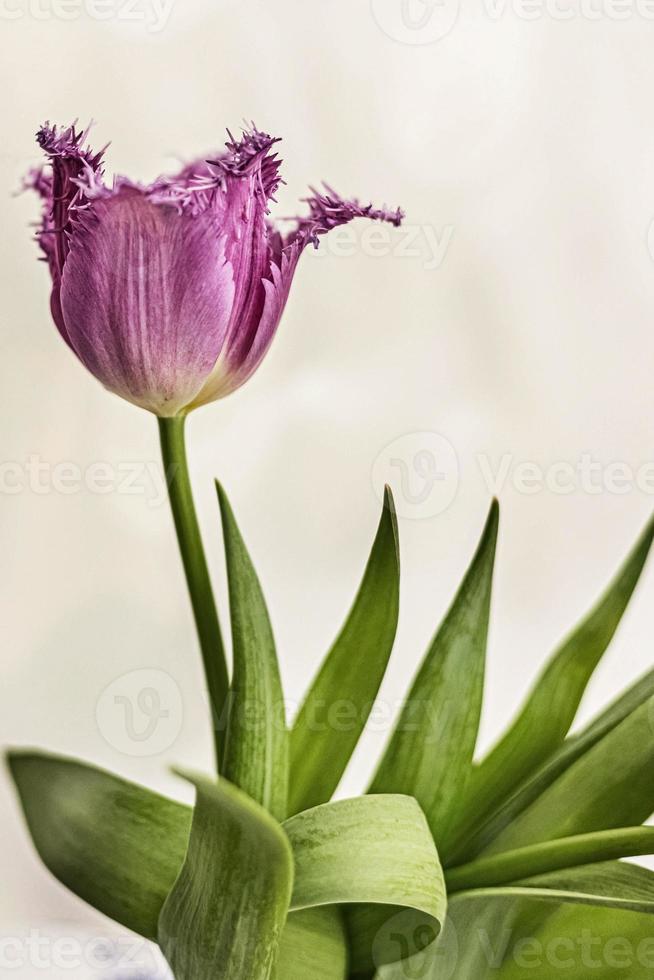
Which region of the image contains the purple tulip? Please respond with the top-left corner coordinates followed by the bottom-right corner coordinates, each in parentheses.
top-left (26, 121), bottom-right (404, 417)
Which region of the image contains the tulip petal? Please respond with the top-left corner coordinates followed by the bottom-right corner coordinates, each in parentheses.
top-left (190, 253), bottom-right (295, 406)
top-left (60, 189), bottom-right (234, 416)
top-left (177, 128), bottom-right (290, 405)
top-left (26, 123), bottom-right (106, 346)
top-left (285, 185), bottom-right (405, 250)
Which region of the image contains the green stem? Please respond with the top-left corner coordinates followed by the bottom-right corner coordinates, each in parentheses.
top-left (446, 826), bottom-right (654, 893)
top-left (158, 415), bottom-right (229, 768)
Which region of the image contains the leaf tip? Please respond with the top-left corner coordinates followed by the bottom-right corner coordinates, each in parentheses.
top-left (483, 497), bottom-right (500, 549)
top-left (383, 483), bottom-right (395, 510)
top-left (214, 478), bottom-right (228, 510)
top-left (5, 748), bottom-right (38, 783)
top-left (382, 484), bottom-right (400, 561)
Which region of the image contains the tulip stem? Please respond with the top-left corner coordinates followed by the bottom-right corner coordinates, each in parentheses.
top-left (158, 415), bottom-right (229, 769)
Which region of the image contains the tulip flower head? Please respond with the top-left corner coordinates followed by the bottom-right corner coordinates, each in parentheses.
top-left (26, 122), bottom-right (404, 417)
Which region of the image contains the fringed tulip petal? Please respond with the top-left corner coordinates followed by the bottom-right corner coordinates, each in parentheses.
top-left (26, 121), bottom-right (404, 416)
top-left (59, 189), bottom-right (234, 416)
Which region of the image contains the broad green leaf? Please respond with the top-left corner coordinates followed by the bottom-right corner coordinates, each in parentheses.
top-left (369, 500), bottom-right (499, 856)
top-left (285, 794), bottom-right (447, 972)
top-left (407, 864), bottom-right (654, 980)
top-left (497, 904), bottom-right (654, 979)
top-left (414, 886), bottom-right (654, 980)
top-left (217, 483), bottom-right (288, 821)
top-left (158, 769), bottom-right (293, 980)
top-left (275, 909), bottom-right (347, 980)
top-left (286, 794), bottom-right (444, 917)
top-left (486, 695), bottom-right (654, 853)
top-left (463, 667), bottom-right (654, 857)
top-left (8, 752), bottom-right (345, 978)
top-left (448, 513), bottom-right (654, 863)
top-left (8, 750), bottom-right (191, 940)
top-left (447, 827), bottom-right (654, 892)
top-left (9, 753), bottom-right (445, 976)
top-left (416, 901), bottom-right (654, 980)
top-left (375, 899), bottom-right (518, 980)
top-left (289, 488), bottom-right (400, 815)
top-left (378, 827), bottom-right (654, 980)
top-left (451, 861), bottom-right (654, 915)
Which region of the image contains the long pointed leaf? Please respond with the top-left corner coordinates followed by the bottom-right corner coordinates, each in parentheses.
top-left (448, 513), bottom-right (654, 862)
top-left (289, 487), bottom-right (400, 815)
top-left (452, 861), bottom-right (654, 915)
top-left (486, 694), bottom-right (654, 853)
top-left (462, 667), bottom-right (654, 857)
top-left (447, 827), bottom-right (654, 892)
top-left (158, 769), bottom-right (293, 980)
top-left (217, 483), bottom-right (288, 821)
top-left (369, 500), bottom-right (499, 856)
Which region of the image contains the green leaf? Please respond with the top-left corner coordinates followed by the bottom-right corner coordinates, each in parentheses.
top-left (7, 750), bottom-right (191, 940)
top-left (369, 500), bottom-right (499, 856)
top-left (463, 667), bottom-right (654, 857)
top-left (158, 769), bottom-right (293, 980)
top-left (285, 794), bottom-right (446, 972)
top-left (9, 752), bottom-right (445, 976)
top-left (403, 864), bottom-right (654, 980)
top-left (452, 861), bottom-right (654, 915)
top-left (448, 513), bottom-right (654, 862)
top-left (7, 752), bottom-right (345, 978)
top-left (286, 794), bottom-right (444, 916)
top-left (447, 828), bottom-right (654, 892)
top-left (217, 482), bottom-right (288, 821)
top-left (496, 904), bottom-right (654, 979)
top-left (289, 488), bottom-right (400, 815)
top-left (374, 899), bottom-right (517, 980)
top-left (485, 694), bottom-right (654, 853)
top-left (275, 909), bottom-right (348, 980)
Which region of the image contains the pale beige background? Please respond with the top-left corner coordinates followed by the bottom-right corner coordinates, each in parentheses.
top-left (2, 0), bottom-right (654, 967)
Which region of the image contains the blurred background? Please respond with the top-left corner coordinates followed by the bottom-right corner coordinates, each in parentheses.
top-left (2, 0), bottom-right (654, 973)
